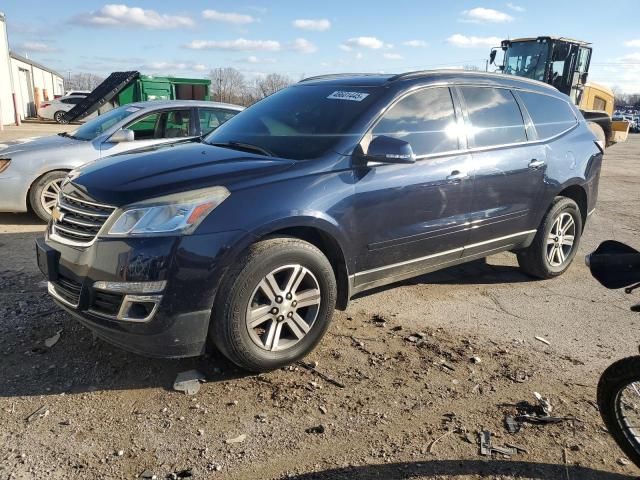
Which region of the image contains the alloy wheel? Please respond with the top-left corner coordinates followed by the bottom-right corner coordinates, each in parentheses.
top-left (40, 178), bottom-right (62, 214)
top-left (246, 264), bottom-right (321, 352)
top-left (546, 212), bottom-right (576, 267)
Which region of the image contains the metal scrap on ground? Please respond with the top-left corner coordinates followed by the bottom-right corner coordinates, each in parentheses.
top-left (173, 370), bottom-right (206, 396)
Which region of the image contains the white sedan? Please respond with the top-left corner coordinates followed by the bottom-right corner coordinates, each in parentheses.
top-left (39, 96), bottom-right (87, 123)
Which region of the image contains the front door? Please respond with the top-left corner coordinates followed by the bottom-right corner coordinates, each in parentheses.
top-left (100, 108), bottom-right (195, 157)
top-left (456, 86), bottom-right (544, 256)
top-left (352, 86), bottom-right (474, 290)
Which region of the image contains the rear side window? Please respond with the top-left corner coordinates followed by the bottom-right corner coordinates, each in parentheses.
top-left (460, 87), bottom-right (527, 148)
top-left (518, 91), bottom-right (577, 139)
top-left (372, 87), bottom-right (458, 156)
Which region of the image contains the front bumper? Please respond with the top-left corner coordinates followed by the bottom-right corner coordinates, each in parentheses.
top-left (38, 228), bottom-right (246, 358)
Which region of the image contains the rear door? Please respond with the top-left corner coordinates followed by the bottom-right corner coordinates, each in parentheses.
top-left (457, 86), bottom-right (546, 255)
top-left (196, 108), bottom-right (239, 136)
top-left (352, 86), bottom-right (474, 289)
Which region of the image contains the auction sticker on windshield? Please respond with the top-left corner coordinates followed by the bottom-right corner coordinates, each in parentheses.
top-left (327, 91), bottom-right (370, 101)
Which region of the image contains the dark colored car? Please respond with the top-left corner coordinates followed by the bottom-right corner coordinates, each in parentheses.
top-left (36, 71), bottom-right (602, 372)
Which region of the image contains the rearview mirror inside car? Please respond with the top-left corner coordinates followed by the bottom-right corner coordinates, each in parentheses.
top-left (364, 135), bottom-right (416, 164)
top-left (109, 129), bottom-right (135, 143)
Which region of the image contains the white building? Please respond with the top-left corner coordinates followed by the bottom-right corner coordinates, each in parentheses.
top-left (1, 12), bottom-right (65, 126)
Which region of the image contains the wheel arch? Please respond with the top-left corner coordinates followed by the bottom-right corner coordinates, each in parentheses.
top-left (246, 217), bottom-right (352, 311)
top-left (556, 183), bottom-right (588, 229)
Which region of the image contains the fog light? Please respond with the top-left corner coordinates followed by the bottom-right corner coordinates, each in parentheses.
top-left (93, 280), bottom-right (166, 294)
top-left (117, 294), bottom-right (162, 322)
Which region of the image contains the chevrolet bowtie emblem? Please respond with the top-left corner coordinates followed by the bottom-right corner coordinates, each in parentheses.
top-left (51, 207), bottom-right (64, 222)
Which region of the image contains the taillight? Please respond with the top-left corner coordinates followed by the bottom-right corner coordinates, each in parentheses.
top-left (0, 159), bottom-right (11, 174)
top-left (40, 103), bottom-right (51, 108)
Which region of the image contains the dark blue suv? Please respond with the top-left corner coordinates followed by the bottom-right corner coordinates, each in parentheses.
top-left (36, 71), bottom-right (602, 371)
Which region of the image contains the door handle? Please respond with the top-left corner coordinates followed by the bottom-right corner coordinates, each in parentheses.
top-left (529, 159), bottom-right (546, 169)
top-left (446, 170), bottom-right (469, 182)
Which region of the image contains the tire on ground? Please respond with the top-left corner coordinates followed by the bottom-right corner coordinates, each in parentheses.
top-left (54, 111), bottom-right (67, 124)
top-left (29, 170), bottom-right (67, 221)
top-left (210, 236), bottom-right (337, 372)
top-left (517, 196), bottom-right (582, 279)
top-left (597, 356), bottom-right (640, 467)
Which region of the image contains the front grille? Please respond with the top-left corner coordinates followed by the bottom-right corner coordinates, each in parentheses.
top-left (52, 274), bottom-right (82, 306)
top-left (91, 290), bottom-right (123, 317)
top-left (52, 193), bottom-right (116, 246)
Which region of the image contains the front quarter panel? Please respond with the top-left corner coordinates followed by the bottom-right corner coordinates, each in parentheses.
top-left (196, 159), bottom-right (358, 272)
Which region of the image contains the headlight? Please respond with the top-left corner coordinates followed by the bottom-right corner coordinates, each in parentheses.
top-left (106, 186), bottom-right (230, 237)
top-left (0, 159), bottom-right (11, 174)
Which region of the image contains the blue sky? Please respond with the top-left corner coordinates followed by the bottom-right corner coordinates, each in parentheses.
top-left (3, 1), bottom-right (639, 92)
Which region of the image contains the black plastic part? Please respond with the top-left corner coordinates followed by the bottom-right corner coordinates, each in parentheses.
top-left (587, 240), bottom-right (640, 290)
top-left (61, 71), bottom-right (140, 123)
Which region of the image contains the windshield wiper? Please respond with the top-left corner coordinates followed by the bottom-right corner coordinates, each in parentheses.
top-left (211, 141), bottom-right (274, 157)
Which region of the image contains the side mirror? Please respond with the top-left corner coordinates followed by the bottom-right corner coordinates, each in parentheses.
top-left (109, 129), bottom-right (135, 143)
top-left (489, 49), bottom-right (497, 65)
top-left (363, 135), bottom-right (416, 164)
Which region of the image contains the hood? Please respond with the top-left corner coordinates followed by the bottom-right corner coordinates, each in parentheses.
top-left (0, 133), bottom-right (83, 157)
top-left (68, 142), bottom-right (296, 206)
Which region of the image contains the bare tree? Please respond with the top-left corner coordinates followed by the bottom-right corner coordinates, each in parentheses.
top-left (255, 73), bottom-right (294, 99)
top-left (209, 68), bottom-right (248, 104)
top-left (463, 64), bottom-right (480, 71)
top-left (66, 73), bottom-right (105, 91)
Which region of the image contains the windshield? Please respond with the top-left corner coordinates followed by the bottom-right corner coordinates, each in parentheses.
top-left (204, 84), bottom-right (381, 160)
top-left (69, 106), bottom-right (142, 141)
top-left (504, 41), bottom-right (549, 81)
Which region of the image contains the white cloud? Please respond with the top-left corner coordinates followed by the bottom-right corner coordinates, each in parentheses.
top-left (460, 7), bottom-right (513, 23)
top-left (202, 10), bottom-right (256, 25)
top-left (290, 38), bottom-right (317, 53)
top-left (184, 38), bottom-right (281, 51)
top-left (621, 52), bottom-right (640, 62)
top-left (342, 36), bottom-right (387, 50)
top-left (624, 39), bottom-right (640, 48)
top-left (14, 42), bottom-right (58, 53)
top-left (237, 56), bottom-right (276, 64)
top-left (447, 34), bottom-right (502, 48)
top-left (383, 52), bottom-right (403, 60)
top-left (71, 4), bottom-right (194, 29)
top-left (506, 2), bottom-right (525, 12)
top-left (402, 40), bottom-right (428, 48)
top-left (292, 18), bottom-right (331, 31)
top-left (142, 61), bottom-right (208, 72)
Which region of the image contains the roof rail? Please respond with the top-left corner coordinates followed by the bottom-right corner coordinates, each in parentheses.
top-left (298, 73), bottom-right (379, 83)
top-left (387, 70), bottom-right (440, 82)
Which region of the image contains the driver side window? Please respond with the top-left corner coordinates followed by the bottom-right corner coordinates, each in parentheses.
top-left (127, 109), bottom-right (192, 140)
top-left (372, 87), bottom-right (459, 157)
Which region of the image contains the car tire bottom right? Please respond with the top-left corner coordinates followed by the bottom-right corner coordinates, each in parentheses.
top-left (517, 196), bottom-right (583, 279)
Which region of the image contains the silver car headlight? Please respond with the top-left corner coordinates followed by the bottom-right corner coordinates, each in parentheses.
top-left (105, 186), bottom-right (230, 237)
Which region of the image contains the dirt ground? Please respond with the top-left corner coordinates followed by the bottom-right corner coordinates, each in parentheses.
top-left (1, 124), bottom-right (639, 480)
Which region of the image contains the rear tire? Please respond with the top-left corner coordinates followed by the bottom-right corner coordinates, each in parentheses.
top-left (597, 356), bottom-right (640, 467)
top-left (29, 170), bottom-right (67, 222)
top-left (517, 197), bottom-right (582, 279)
top-left (53, 111), bottom-right (67, 124)
top-left (210, 236), bottom-right (337, 372)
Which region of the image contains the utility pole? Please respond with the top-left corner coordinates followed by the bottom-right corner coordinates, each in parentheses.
top-left (218, 77), bottom-right (223, 103)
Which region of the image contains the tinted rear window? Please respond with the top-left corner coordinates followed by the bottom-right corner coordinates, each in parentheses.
top-left (460, 87), bottom-right (527, 148)
top-left (518, 91), bottom-right (577, 139)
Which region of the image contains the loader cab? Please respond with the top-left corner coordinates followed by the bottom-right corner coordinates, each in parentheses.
top-left (490, 37), bottom-right (592, 105)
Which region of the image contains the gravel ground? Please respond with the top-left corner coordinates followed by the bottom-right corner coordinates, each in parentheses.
top-left (1, 126), bottom-right (639, 479)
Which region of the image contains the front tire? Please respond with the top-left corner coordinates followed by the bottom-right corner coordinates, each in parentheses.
top-left (517, 197), bottom-right (582, 279)
top-left (211, 237), bottom-right (337, 372)
top-left (598, 357), bottom-right (640, 467)
top-left (29, 170), bottom-right (67, 221)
